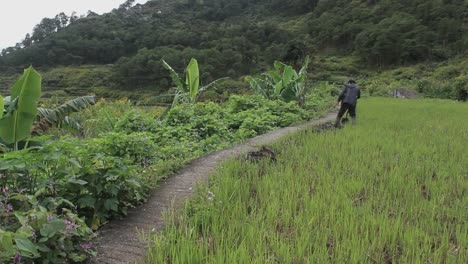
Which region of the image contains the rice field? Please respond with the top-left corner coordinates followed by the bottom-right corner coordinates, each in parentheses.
top-left (146, 98), bottom-right (467, 263)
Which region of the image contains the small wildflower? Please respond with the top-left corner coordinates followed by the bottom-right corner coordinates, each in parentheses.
top-left (13, 253), bottom-right (22, 264)
top-left (81, 242), bottom-right (93, 250)
top-left (64, 219), bottom-right (78, 232)
top-left (206, 191), bottom-right (215, 201)
top-left (2, 187), bottom-right (8, 195)
top-left (6, 204), bottom-right (13, 212)
top-left (30, 231), bottom-right (37, 240)
top-left (47, 214), bottom-right (54, 221)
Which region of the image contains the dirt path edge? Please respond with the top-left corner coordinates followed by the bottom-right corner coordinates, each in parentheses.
top-left (92, 112), bottom-right (336, 264)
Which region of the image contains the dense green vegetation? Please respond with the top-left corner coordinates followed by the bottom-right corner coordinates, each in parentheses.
top-left (147, 98), bottom-right (467, 263)
top-left (0, 0), bottom-right (466, 261)
top-left (0, 0), bottom-right (466, 95)
top-left (0, 65), bottom-right (334, 262)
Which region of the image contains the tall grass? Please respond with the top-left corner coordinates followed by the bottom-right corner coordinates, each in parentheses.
top-left (146, 98), bottom-right (467, 263)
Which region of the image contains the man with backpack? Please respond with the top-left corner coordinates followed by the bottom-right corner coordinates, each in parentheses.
top-left (334, 79), bottom-right (361, 127)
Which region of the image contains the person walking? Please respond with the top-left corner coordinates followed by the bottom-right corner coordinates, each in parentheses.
top-left (334, 79), bottom-right (361, 127)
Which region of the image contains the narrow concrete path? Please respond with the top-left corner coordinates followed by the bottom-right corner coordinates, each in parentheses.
top-left (92, 112), bottom-right (336, 264)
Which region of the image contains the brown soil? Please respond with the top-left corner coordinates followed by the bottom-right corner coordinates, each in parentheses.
top-left (91, 112), bottom-right (336, 264)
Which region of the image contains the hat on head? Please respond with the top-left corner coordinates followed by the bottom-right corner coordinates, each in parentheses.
top-left (348, 79), bottom-right (356, 84)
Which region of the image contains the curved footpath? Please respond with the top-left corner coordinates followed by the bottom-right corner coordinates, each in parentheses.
top-left (92, 112), bottom-right (336, 264)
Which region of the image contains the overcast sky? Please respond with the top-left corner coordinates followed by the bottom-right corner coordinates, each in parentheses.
top-left (0, 0), bottom-right (148, 50)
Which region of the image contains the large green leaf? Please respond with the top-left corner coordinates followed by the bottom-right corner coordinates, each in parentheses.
top-left (186, 58), bottom-right (200, 103)
top-left (0, 66), bottom-right (41, 144)
top-left (247, 77), bottom-right (269, 99)
top-left (298, 56), bottom-right (310, 77)
top-left (0, 231), bottom-right (15, 257)
top-left (0, 94), bottom-right (3, 119)
top-left (162, 60), bottom-right (186, 92)
top-left (282, 65), bottom-right (296, 88)
top-left (14, 237), bottom-right (40, 258)
top-left (199, 77), bottom-right (229, 95)
top-left (38, 95), bottom-right (95, 129)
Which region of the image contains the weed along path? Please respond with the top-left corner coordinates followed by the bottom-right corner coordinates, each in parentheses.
top-left (92, 112), bottom-right (336, 264)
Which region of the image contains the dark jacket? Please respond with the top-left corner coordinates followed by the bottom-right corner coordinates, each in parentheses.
top-left (338, 84), bottom-right (361, 106)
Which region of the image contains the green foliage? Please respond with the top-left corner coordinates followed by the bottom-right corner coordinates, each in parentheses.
top-left (37, 96), bottom-right (96, 130)
top-left (147, 98), bottom-right (468, 263)
top-left (162, 58), bottom-right (228, 107)
top-left (0, 66), bottom-right (41, 146)
top-left (1, 0), bottom-right (465, 88)
top-left (0, 93), bottom-right (3, 119)
top-left (0, 86), bottom-right (333, 262)
top-left (362, 58), bottom-right (468, 100)
top-left (0, 189), bottom-right (94, 263)
top-left (248, 57), bottom-right (310, 106)
top-left (67, 98), bottom-right (136, 138)
top-left (114, 109), bottom-right (158, 134)
top-left (1, 132), bottom-right (154, 229)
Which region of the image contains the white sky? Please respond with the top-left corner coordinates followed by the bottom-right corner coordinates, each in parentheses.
top-left (0, 0), bottom-right (148, 50)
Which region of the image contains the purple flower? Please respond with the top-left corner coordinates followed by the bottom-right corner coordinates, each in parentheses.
top-left (47, 214), bottom-right (54, 221)
top-left (6, 204), bottom-right (13, 212)
top-left (2, 187), bottom-right (8, 195)
top-left (81, 242), bottom-right (93, 250)
top-left (13, 253), bottom-right (22, 264)
top-left (64, 219), bottom-right (78, 232)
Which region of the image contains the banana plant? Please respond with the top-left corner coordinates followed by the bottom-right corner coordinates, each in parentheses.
top-left (248, 56), bottom-right (310, 107)
top-left (162, 58), bottom-right (228, 107)
top-left (0, 66), bottom-right (41, 150)
top-left (37, 95), bottom-right (95, 130)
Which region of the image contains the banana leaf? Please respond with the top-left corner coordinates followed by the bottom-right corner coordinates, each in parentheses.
top-left (247, 77), bottom-right (269, 99)
top-left (0, 94), bottom-right (3, 118)
top-left (38, 95), bottom-right (95, 130)
top-left (162, 59), bottom-right (185, 92)
top-left (199, 77), bottom-right (229, 93)
top-left (0, 66), bottom-right (41, 144)
top-left (298, 56), bottom-right (310, 77)
top-left (186, 58), bottom-right (200, 103)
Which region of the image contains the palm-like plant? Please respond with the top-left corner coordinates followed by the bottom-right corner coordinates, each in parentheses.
top-left (0, 66), bottom-right (41, 150)
top-left (37, 95), bottom-right (96, 130)
top-left (162, 58), bottom-right (228, 107)
top-left (0, 67), bottom-right (96, 151)
top-left (248, 56), bottom-right (310, 107)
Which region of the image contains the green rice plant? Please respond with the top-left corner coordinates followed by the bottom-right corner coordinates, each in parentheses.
top-left (146, 98), bottom-right (467, 263)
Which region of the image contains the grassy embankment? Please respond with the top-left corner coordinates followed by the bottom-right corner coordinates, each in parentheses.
top-left (147, 98), bottom-right (467, 263)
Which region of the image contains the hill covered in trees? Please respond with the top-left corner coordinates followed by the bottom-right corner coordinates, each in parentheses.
top-left (0, 0), bottom-right (466, 91)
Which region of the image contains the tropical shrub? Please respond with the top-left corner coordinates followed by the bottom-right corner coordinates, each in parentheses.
top-left (0, 190), bottom-right (95, 263)
top-left (0, 67), bottom-right (41, 150)
top-left (114, 109), bottom-right (158, 134)
top-left (1, 132), bottom-right (155, 229)
top-left (37, 96), bottom-right (96, 130)
top-left (248, 57), bottom-right (310, 106)
top-left (162, 58), bottom-right (227, 107)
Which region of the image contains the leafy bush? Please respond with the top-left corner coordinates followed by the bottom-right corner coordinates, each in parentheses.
top-left (114, 109), bottom-right (158, 134)
top-left (1, 89), bottom-right (334, 262)
top-left (0, 189), bottom-right (94, 263)
top-left (1, 132), bottom-right (155, 229)
top-left (228, 95), bottom-right (265, 112)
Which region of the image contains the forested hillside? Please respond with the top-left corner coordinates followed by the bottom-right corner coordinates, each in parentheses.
top-left (0, 0), bottom-right (466, 90)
